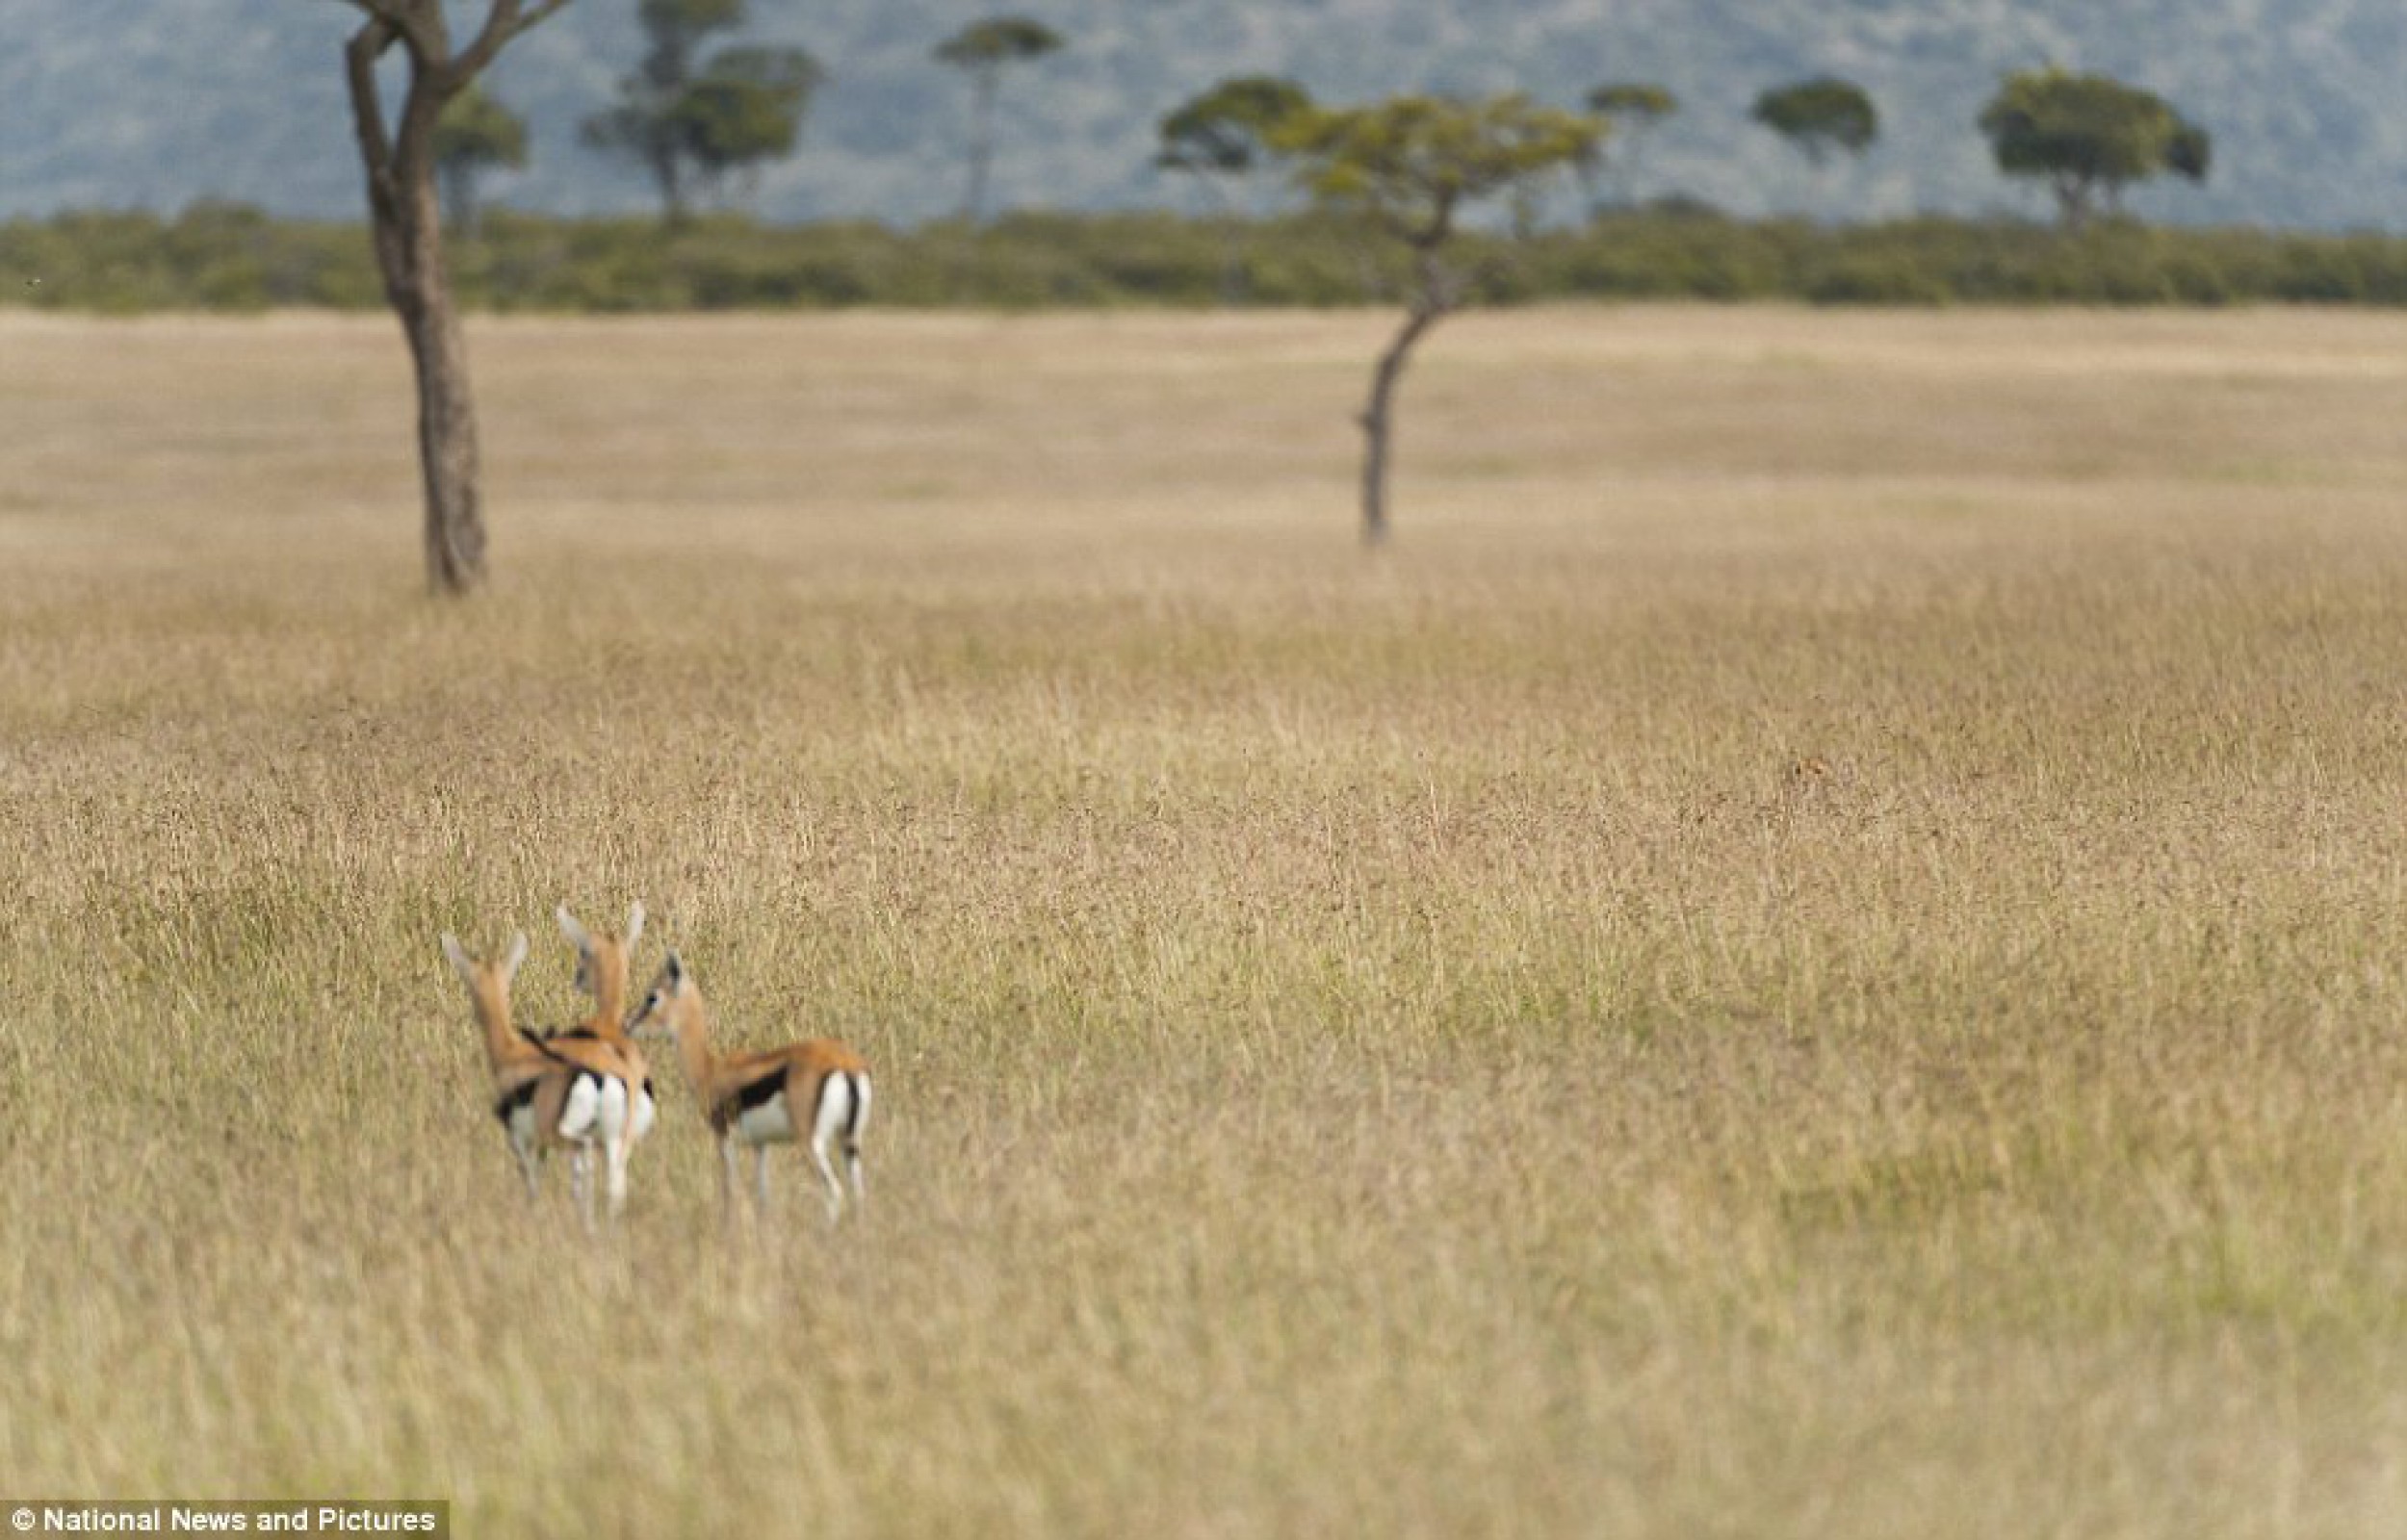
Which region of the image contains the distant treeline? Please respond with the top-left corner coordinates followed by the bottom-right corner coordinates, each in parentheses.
top-left (11, 202), bottom-right (2407, 312)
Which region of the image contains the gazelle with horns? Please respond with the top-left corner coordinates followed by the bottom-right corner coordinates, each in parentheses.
top-left (552, 901), bottom-right (660, 1151)
top-left (627, 950), bottom-right (872, 1224)
top-left (439, 930), bottom-right (643, 1226)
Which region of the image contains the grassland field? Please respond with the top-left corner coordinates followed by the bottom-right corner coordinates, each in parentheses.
top-left (2, 305), bottom-right (2406, 1536)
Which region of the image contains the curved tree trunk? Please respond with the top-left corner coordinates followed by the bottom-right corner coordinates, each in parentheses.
top-left (1356, 248), bottom-right (1461, 549)
top-left (1357, 302), bottom-right (1442, 549)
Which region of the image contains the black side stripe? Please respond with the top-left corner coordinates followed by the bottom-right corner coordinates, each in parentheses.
top-left (733, 1069), bottom-right (787, 1115)
top-left (493, 1078), bottom-right (539, 1126)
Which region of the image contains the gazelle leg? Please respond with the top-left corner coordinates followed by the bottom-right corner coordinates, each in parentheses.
top-left (569, 1147), bottom-right (595, 1233)
top-left (604, 1135), bottom-right (630, 1222)
top-left (811, 1131), bottom-right (845, 1224)
top-left (753, 1144), bottom-right (771, 1214)
top-left (844, 1077), bottom-right (869, 1213)
top-left (513, 1137), bottom-right (541, 1201)
top-left (719, 1136), bottom-right (740, 1227)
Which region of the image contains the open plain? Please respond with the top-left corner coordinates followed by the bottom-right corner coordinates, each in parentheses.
top-left (2, 305), bottom-right (2406, 1536)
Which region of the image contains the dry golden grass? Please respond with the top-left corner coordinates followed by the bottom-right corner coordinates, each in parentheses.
top-left (4, 305), bottom-right (2407, 1536)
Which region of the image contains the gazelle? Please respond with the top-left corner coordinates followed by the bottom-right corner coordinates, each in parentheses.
top-left (551, 901), bottom-right (660, 1149)
top-left (439, 931), bottom-right (643, 1227)
top-left (627, 951), bottom-right (872, 1224)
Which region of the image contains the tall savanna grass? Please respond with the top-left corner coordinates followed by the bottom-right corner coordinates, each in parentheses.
top-left (1, 307), bottom-right (2404, 1535)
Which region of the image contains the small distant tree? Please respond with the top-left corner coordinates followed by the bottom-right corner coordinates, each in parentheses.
top-left (680, 45), bottom-right (825, 200)
top-left (432, 86), bottom-right (529, 235)
top-left (1751, 76), bottom-right (1877, 168)
top-left (1276, 93), bottom-right (1603, 547)
top-left (934, 16), bottom-right (1065, 224)
top-left (1583, 82), bottom-right (1677, 210)
top-left (583, 0), bottom-right (822, 223)
top-left (1978, 67), bottom-right (2212, 230)
top-left (1154, 74), bottom-right (1312, 301)
top-left (338, 0), bottom-right (576, 597)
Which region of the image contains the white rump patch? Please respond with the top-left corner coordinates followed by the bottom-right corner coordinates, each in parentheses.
top-left (813, 1073), bottom-right (855, 1155)
top-left (555, 1074), bottom-right (604, 1142)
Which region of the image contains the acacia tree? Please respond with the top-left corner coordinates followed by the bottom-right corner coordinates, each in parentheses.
top-left (933, 16), bottom-right (1064, 223)
top-left (583, 0), bottom-right (823, 223)
top-left (340, 0), bottom-right (573, 596)
top-left (1276, 94), bottom-right (1603, 547)
top-left (1583, 82), bottom-right (1677, 210)
top-left (1154, 75), bottom-right (1312, 301)
top-left (432, 86), bottom-right (529, 235)
top-left (1978, 67), bottom-right (2211, 230)
top-left (1751, 76), bottom-right (1877, 167)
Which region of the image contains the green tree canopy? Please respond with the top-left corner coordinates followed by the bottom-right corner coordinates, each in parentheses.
top-left (583, 0), bottom-right (821, 222)
top-left (432, 85), bottom-right (530, 234)
top-left (1279, 92), bottom-right (1604, 248)
top-left (1586, 82), bottom-right (1676, 126)
top-left (1750, 77), bottom-right (1878, 167)
top-left (1276, 93), bottom-right (1603, 546)
top-left (1155, 75), bottom-right (1314, 302)
top-left (1156, 75), bottom-right (1313, 184)
top-left (1978, 67), bottom-right (2211, 229)
top-left (934, 16), bottom-right (1063, 70)
top-left (679, 45), bottom-right (824, 189)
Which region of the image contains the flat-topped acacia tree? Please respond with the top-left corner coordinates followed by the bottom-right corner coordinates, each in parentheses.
top-left (338, 0), bottom-right (574, 597)
top-left (1583, 82), bottom-right (1677, 210)
top-left (1276, 93), bottom-right (1602, 548)
top-left (1154, 75), bottom-right (1313, 302)
top-left (933, 16), bottom-right (1064, 224)
top-left (582, 0), bottom-right (824, 226)
top-left (1978, 67), bottom-right (2211, 231)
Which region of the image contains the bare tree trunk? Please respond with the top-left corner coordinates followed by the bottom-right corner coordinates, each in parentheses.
top-left (2054, 172), bottom-right (2094, 233)
top-left (651, 143), bottom-right (689, 227)
top-left (401, 264), bottom-right (486, 592)
top-left (1356, 246), bottom-right (1461, 549)
top-left (1357, 300), bottom-right (1442, 549)
top-left (965, 67), bottom-right (998, 223)
top-left (436, 161), bottom-right (475, 237)
top-left (342, 1), bottom-right (570, 597)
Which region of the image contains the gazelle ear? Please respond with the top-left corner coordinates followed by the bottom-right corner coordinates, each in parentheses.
top-left (556, 905), bottom-right (592, 954)
top-left (625, 900), bottom-right (647, 951)
top-left (665, 949), bottom-right (685, 985)
top-left (501, 932), bottom-right (530, 981)
top-left (439, 934), bottom-right (476, 988)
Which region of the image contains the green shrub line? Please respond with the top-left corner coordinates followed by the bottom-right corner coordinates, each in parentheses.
top-left (11, 201), bottom-right (2407, 312)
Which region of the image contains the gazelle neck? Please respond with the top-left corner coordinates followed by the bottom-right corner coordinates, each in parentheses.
top-left (471, 977), bottom-right (521, 1073)
top-left (589, 959), bottom-right (629, 1036)
top-left (670, 986), bottom-right (719, 1092)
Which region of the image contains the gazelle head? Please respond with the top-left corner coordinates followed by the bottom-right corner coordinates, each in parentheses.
top-left (440, 931), bottom-right (529, 1019)
top-left (625, 950), bottom-right (693, 1042)
top-left (557, 900), bottom-right (645, 1002)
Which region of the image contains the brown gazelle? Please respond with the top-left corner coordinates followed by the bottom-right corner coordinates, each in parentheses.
top-left (439, 931), bottom-right (644, 1227)
top-left (552, 901), bottom-right (660, 1151)
top-left (627, 951), bottom-right (872, 1224)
